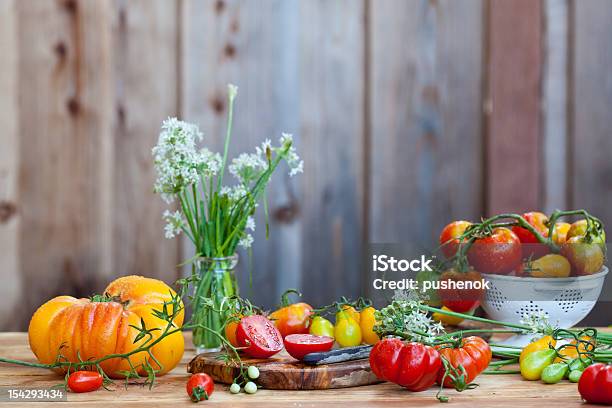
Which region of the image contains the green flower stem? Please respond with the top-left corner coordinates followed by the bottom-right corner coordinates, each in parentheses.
top-left (483, 369), bottom-right (520, 375)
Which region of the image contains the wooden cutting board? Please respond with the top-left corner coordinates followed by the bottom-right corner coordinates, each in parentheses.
top-left (187, 350), bottom-right (382, 390)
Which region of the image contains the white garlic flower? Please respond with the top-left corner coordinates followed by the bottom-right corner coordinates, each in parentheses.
top-left (163, 210), bottom-right (184, 239)
top-left (245, 216), bottom-right (256, 231)
top-left (279, 133), bottom-right (303, 177)
top-left (238, 233), bottom-right (254, 249)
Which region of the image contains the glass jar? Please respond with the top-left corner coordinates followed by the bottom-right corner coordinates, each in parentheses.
top-left (191, 253), bottom-right (239, 353)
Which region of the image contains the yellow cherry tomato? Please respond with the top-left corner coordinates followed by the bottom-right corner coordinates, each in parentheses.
top-left (554, 335), bottom-right (595, 363)
top-left (432, 306), bottom-right (472, 326)
top-left (337, 305), bottom-right (360, 324)
top-left (359, 307), bottom-right (379, 345)
top-left (528, 254), bottom-right (571, 278)
top-left (520, 335), bottom-right (556, 363)
top-left (334, 311), bottom-right (362, 347)
top-left (309, 316), bottom-right (334, 338)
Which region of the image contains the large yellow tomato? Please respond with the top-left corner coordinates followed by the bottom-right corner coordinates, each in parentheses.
top-left (28, 275), bottom-right (184, 378)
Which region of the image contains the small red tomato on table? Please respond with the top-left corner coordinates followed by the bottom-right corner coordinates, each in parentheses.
top-left (67, 371), bottom-right (103, 393)
top-left (467, 227), bottom-right (522, 274)
top-left (186, 373), bottom-right (214, 402)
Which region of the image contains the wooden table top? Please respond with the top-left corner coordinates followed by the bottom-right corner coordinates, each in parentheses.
top-left (0, 332), bottom-right (599, 407)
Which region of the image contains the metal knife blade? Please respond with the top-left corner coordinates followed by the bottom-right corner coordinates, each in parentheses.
top-left (302, 345), bottom-right (373, 365)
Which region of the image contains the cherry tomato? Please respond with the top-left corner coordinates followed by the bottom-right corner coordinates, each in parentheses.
top-left (336, 305), bottom-right (360, 324)
top-left (224, 314), bottom-right (242, 348)
top-left (437, 268), bottom-right (484, 313)
top-left (552, 222), bottom-right (571, 245)
top-left (369, 338), bottom-right (442, 392)
top-left (186, 373), bottom-right (214, 402)
top-left (236, 315), bottom-right (283, 359)
top-left (334, 310), bottom-right (362, 347)
top-left (439, 221), bottom-right (472, 259)
top-left (467, 227), bottom-right (522, 275)
top-left (520, 349), bottom-right (556, 380)
top-left (560, 236), bottom-right (604, 276)
top-left (67, 371), bottom-right (103, 393)
top-left (269, 297), bottom-right (313, 338)
top-left (526, 254), bottom-right (571, 278)
top-left (283, 334), bottom-right (334, 360)
top-left (436, 336), bottom-right (491, 388)
top-left (309, 316), bottom-right (335, 338)
top-left (359, 307), bottom-right (379, 345)
top-left (554, 335), bottom-right (595, 362)
top-left (567, 219), bottom-right (606, 243)
top-left (519, 335), bottom-right (556, 363)
top-left (578, 363), bottom-right (612, 405)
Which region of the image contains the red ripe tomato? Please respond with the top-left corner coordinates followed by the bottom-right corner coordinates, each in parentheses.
top-left (436, 336), bottom-right (491, 388)
top-left (578, 363), bottom-right (612, 405)
top-left (67, 371), bottom-right (103, 393)
top-left (186, 373), bottom-right (214, 402)
top-left (269, 302), bottom-right (313, 338)
top-left (369, 338), bottom-right (442, 392)
top-left (467, 228), bottom-right (522, 274)
top-left (511, 212), bottom-right (550, 258)
top-left (438, 269), bottom-right (484, 313)
top-left (439, 221), bottom-right (472, 259)
top-left (236, 315), bottom-right (283, 359)
top-left (283, 334), bottom-right (334, 360)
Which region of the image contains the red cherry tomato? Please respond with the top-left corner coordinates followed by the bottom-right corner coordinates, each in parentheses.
top-left (236, 315), bottom-right (283, 359)
top-left (186, 373), bottom-right (214, 402)
top-left (511, 212), bottom-right (550, 258)
top-left (436, 336), bottom-right (491, 388)
top-left (67, 371), bottom-right (103, 393)
top-left (283, 334), bottom-right (334, 360)
top-left (438, 268), bottom-right (484, 313)
top-left (369, 338), bottom-right (442, 392)
top-left (467, 227), bottom-right (522, 274)
top-left (439, 221), bottom-right (472, 259)
top-left (269, 302), bottom-right (313, 338)
top-left (578, 363), bottom-right (612, 405)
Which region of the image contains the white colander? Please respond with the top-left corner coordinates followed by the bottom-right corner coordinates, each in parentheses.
top-left (481, 267), bottom-right (608, 347)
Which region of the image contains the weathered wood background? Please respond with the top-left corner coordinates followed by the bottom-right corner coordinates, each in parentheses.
top-left (0, 0), bottom-right (610, 329)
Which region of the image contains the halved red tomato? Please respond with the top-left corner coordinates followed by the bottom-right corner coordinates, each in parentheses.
top-left (236, 315), bottom-right (283, 359)
top-left (283, 334), bottom-right (334, 360)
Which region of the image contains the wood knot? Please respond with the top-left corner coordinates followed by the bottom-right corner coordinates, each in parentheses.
top-left (273, 200), bottom-right (300, 224)
top-left (67, 97), bottom-right (80, 116)
top-left (224, 43), bottom-right (236, 58)
top-left (117, 104), bottom-right (126, 124)
top-left (210, 96), bottom-right (225, 115)
top-left (215, 0), bottom-right (225, 13)
top-left (54, 42), bottom-right (67, 59)
top-left (61, 0), bottom-right (78, 14)
top-left (0, 201), bottom-right (17, 223)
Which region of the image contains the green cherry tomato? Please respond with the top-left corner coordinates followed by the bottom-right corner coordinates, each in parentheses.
top-left (568, 370), bottom-right (583, 383)
top-left (229, 383), bottom-right (241, 394)
top-left (309, 316), bottom-right (335, 338)
top-left (247, 366), bottom-right (260, 380)
top-left (520, 349), bottom-right (557, 380)
top-left (541, 363), bottom-right (569, 384)
top-left (244, 381), bottom-right (257, 394)
top-left (334, 311), bottom-right (362, 347)
top-left (568, 357), bottom-right (591, 373)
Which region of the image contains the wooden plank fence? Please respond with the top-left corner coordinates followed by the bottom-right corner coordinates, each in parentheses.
top-left (0, 0), bottom-right (611, 329)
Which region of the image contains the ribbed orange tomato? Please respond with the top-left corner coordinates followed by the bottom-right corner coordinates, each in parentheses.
top-left (28, 275), bottom-right (184, 378)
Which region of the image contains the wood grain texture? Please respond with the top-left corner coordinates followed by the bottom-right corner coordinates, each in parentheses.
top-left (181, 0), bottom-right (302, 306)
top-left (111, 0), bottom-right (180, 282)
top-left (299, 0), bottom-right (365, 305)
top-left (542, 0), bottom-right (569, 213)
top-left (570, 0), bottom-right (612, 326)
top-left (0, 331), bottom-right (599, 407)
top-left (188, 351), bottom-right (380, 390)
top-left (0, 0), bottom-right (21, 330)
top-left (369, 0), bottom-right (484, 249)
top-left (16, 0), bottom-right (115, 324)
top-left (486, 0), bottom-right (543, 215)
